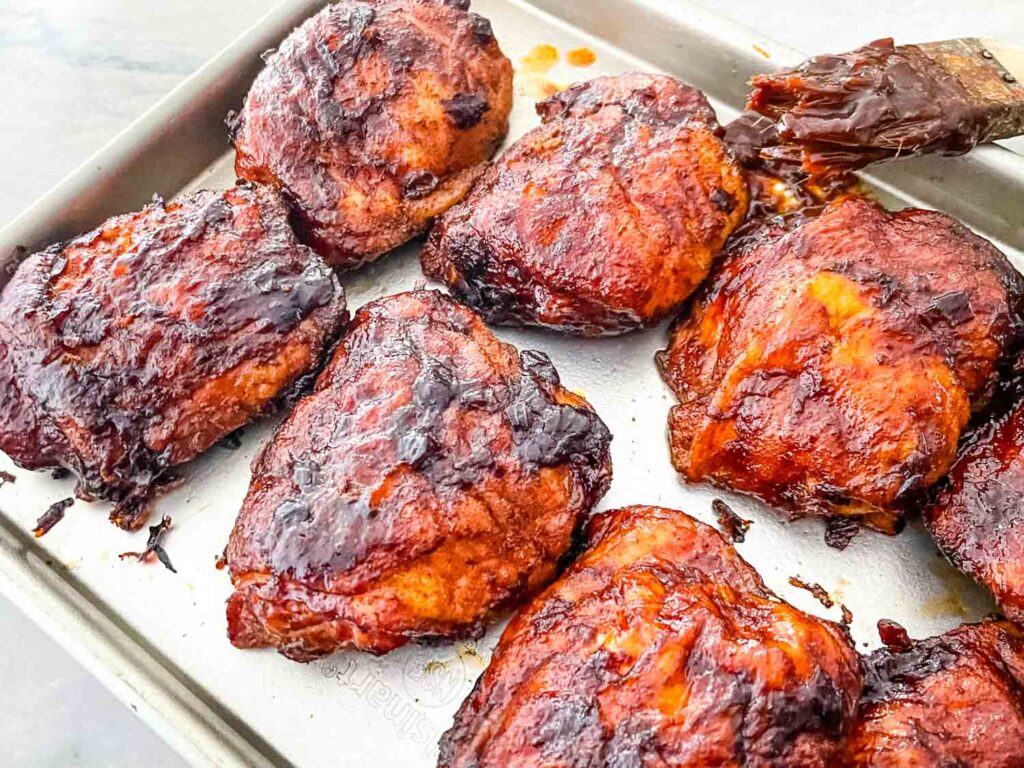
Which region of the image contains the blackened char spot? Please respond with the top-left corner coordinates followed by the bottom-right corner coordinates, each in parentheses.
top-left (304, 5), bottom-right (379, 137)
top-left (393, 360), bottom-right (463, 473)
top-left (828, 261), bottom-right (904, 307)
top-left (788, 576), bottom-right (834, 608)
top-left (895, 472), bottom-right (925, 498)
top-left (443, 93), bottom-right (489, 129)
top-left (217, 429), bottom-right (244, 451)
top-left (723, 111), bottom-right (779, 168)
top-left (33, 497), bottom-right (74, 537)
top-left (404, 171), bottom-right (440, 200)
top-left (468, 13), bottom-right (494, 43)
top-left (268, 494), bottom-right (370, 578)
top-left (824, 516), bottom-right (860, 550)
top-left (530, 695), bottom-right (604, 763)
top-left (710, 187), bottom-right (738, 214)
top-left (225, 109), bottom-right (243, 141)
top-left (861, 627), bottom-right (960, 705)
top-left (921, 290), bottom-right (975, 327)
top-left (153, 545), bottom-right (176, 573)
top-left (712, 498), bottom-right (751, 543)
top-left (445, 229), bottom-right (521, 322)
top-left (110, 486), bottom-right (157, 531)
top-left (206, 260), bottom-right (337, 333)
top-left (506, 351), bottom-right (612, 474)
top-left (119, 515), bottom-right (176, 573)
top-left (757, 665), bottom-right (849, 752)
top-left (263, 353), bottom-right (494, 578)
top-left (521, 349), bottom-right (560, 385)
top-left (414, 360), bottom-right (456, 409)
top-left (604, 711), bottom-right (663, 768)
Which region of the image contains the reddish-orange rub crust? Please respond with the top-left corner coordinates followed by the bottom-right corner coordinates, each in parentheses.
top-left (0, 185), bottom-right (347, 529)
top-left (232, 0), bottom-right (513, 270)
top-left (439, 505), bottom-right (862, 767)
top-left (422, 74), bottom-right (748, 335)
top-left (658, 196), bottom-right (1024, 528)
top-left (840, 621), bottom-right (1024, 767)
top-left (226, 290), bottom-right (611, 661)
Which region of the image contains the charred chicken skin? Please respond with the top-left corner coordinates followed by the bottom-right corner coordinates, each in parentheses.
top-left (439, 505), bottom-right (862, 768)
top-left (0, 185), bottom-right (346, 530)
top-left (225, 290), bottom-right (611, 661)
top-left (927, 401), bottom-right (1024, 623)
top-left (422, 74), bottom-right (749, 336)
top-left (658, 196), bottom-right (1024, 530)
top-left (231, 0), bottom-right (513, 271)
top-left (840, 620), bottom-right (1024, 767)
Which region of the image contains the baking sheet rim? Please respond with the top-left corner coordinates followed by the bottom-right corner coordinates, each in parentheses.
top-left (1, 1), bottom-right (1023, 766)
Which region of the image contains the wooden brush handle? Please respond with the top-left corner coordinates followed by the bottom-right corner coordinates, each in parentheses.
top-left (981, 38), bottom-right (1024, 85)
top-left (920, 38), bottom-right (1024, 142)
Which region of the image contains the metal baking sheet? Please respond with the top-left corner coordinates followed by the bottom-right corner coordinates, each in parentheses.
top-left (2, 1), bottom-right (1023, 766)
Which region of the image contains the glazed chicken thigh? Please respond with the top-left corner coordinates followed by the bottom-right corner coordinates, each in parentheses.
top-left (0, 185), bottom-right (347, 529)
top-left (840, 620), bottom-right (1024, 767)
top-left (231, 0), bottom-right (513, 271)
top-left (226, 290), bottom-right (611, 661)
top-left (422, 74), bottom-right (748, 335)
top-left (439, 505), bottom-right (862, 768)
top-left (927, 401), bottom-right (1024, 623)
top-left (658, 196), bottom-right (1024, 531)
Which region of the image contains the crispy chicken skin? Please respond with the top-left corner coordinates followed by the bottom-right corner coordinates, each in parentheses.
top-left (439, 506), bottom-right (862, 768)
top-left (225, 290), bottom-right (611, 661)
top-left (840, 621), bottom-right (1024, 767)
top-left (657, 197), bottom-right (1024, 530)
top-left (231, 0), bottom-right (513, 271)
top-left (422, 74), bottom-right (749, 336)
top-left (926, 402), bottom-right (1024, 623)
top-left (0, 185), bottom-right (346, 530)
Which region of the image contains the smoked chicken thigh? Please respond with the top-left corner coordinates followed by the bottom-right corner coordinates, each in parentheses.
top-left (439, 505), bottom-right (862, 768)
top-left (658, 196), bottom-right (1024, 531)
top-left (422, 74), bottom-right (748, 335)
top-left (840, 621), bottom-right (1024, 767)
top-left (231, 0), bottom-right (513, 271)
top-left (927, 401), bottom-right (1024, 623)
top-left (226, 290), bottom-right (611, 661)
top-left (0, 185), bottom-right (346, 530)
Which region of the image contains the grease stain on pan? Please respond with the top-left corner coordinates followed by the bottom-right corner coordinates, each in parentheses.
top-left (456, 643), bottom-right (486, 669)
top-left (520, 43), bottom-right (560, 73)
top-left (517, 43), bottom-right (567, 99)
top-left (921, 592), bottom-right (970, 618)
top-left (567, 47), bottom-right (597, 67)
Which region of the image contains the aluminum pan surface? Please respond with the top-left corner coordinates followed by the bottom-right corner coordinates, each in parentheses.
top-left (0, 1), bottom-right (1020, 767)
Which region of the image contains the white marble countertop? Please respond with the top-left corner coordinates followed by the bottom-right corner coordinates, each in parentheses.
top-left (2, 0), bottom-right (1022, 765)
